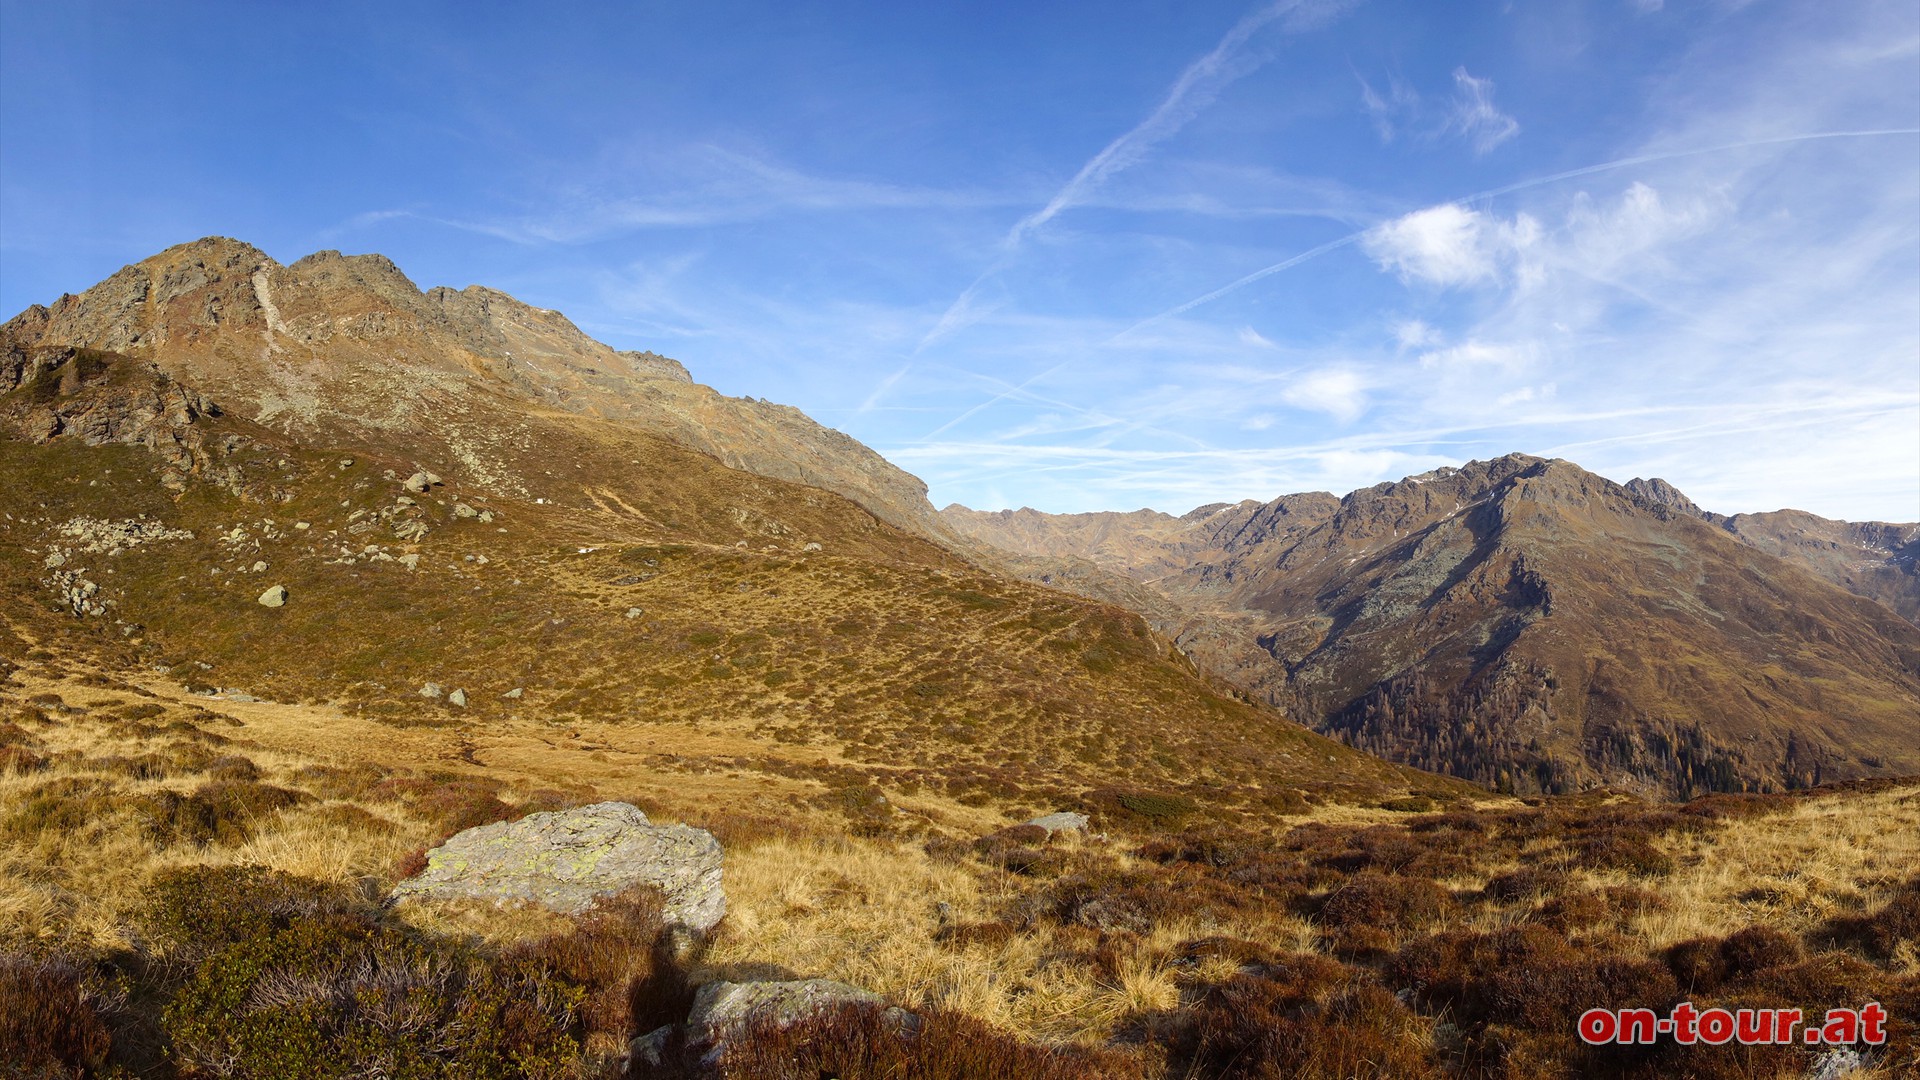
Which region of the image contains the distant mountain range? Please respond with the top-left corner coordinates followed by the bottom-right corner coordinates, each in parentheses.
top-left (946, 458), bottom-right (1920, 797)
top-left (6, 238), bottom-right (1915, 803)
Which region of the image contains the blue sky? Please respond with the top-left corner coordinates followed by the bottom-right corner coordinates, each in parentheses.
top-left (3, 1), bottom-right (1916, 520)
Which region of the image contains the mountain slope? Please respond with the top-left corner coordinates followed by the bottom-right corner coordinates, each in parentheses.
top-left (946, 456), bottom-right (1920, 797)
top-left (1, 251), bottom-right (1458, 829)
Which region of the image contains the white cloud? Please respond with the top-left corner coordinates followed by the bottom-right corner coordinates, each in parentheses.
top-left (1281, 366), bottom-right (1373, 421)
top-left (1557, 181), bottom-right (1717, 280)
top-left (1362, 203), bottom-right (1540, 287)
top-left (1444, 67), bottom-right (1520, 153)
top-left (1495, 383), bottom-right (1558, 406)
top-left (1417, 340), bottom-right (1536, 372)
top-left (1393, 318), bottom-right (1443, 350)
top-left (1238, 325), bottom-right (1279, 348)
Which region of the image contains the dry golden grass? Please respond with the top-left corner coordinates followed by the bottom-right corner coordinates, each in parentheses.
top-left (1629, 786), bottom-right (1920, 963)
top-left (696, 833), bottom-right (1250, 1044)
top-left (0, 687), bottom-right (439, 950)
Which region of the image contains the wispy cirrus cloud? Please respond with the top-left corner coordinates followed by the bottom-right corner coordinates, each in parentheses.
top-left (1444, 68), bottom-right (1521, 153)
top-left (1356, 65), bottom-right (1518, 153)
top-left (342, 145), bottom-right (1012, 246)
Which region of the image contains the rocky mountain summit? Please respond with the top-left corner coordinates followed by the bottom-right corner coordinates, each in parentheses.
top-left (948, 456), bottom-right (1920, 797)
top-left (2, 237), bottom-right (952, 541)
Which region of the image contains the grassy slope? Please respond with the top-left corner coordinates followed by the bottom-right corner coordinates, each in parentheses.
top-left (1, 352), bottom-right (1450, 833)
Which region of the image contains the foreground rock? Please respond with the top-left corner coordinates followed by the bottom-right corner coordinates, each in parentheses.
top-left (390, 801), bottom-right (725, 930)
top-left (681, 978), bottom-right (917, 1069)
top-left (1025, 810), bottom-right (1089, 836)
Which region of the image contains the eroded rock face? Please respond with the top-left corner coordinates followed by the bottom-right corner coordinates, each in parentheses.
top-left (390, 801), bottom-right (724, 929)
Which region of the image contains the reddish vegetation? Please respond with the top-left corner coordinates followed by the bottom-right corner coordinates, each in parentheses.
top-left (715, 1003), bottom-right (1148, 1080)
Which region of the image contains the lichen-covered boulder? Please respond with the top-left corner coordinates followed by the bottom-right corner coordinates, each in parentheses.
top-left (389, 801), bottom-right (724, 930)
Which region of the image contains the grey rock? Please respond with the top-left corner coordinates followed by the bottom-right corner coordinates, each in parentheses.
top-left (400, 554), bottom-right (421, 570)
top-left (802, 542), bottom-right (822, 552)
top-left (403, 471), bottom-right (441, 493)
top-left (687, 979), bottom-right (920, 1067)
top-left (1026, 811), bottom-right (1089, 836)
top-left (420, 682), bottom-right (443, 698)
top-left (448, 688), bottom-right (468, 707)
top-left (503, 687), bottom-right (524, 699)
top-left (257, 584), bottom-right (288, 608)
top-left (453, 502), bottom-right (478, 519)
top-left (251, 560), bottom-right (267, 572)
top-left (625, 607), bottom-right (644, 619)
top-left (689, 978), bottom-right (880, 1042)
top-left (626, 1025), bottom-right (674, 1072)
top-left (389, 801), bottom-right (725, 929)
top-left (1807, 1048), bottom-right (1866, 1080)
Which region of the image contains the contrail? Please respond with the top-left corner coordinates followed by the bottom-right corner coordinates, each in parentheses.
top-left (915, 0), bottom-right (1318, 355)
top-left (1115, 126), bottom-right (1920, 338)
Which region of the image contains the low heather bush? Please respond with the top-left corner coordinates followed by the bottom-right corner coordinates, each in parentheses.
top-left (714, 1002), bottom-right (1146, 1080)
top-left (1165, 958), bottom-right (1440, 1080)
top-left (0, 950), bottom-right (119, 1078)
top-left (143, 866), bottom-right (584, 1079)
top-left (1824, 876), bottom-right (1920, 960)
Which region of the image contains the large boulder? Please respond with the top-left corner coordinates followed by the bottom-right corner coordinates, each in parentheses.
top-left (389, 801), bottom-right (724, 930)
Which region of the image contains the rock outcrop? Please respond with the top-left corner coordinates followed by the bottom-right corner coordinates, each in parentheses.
top-left (390, 801), bottom-right (725, 930)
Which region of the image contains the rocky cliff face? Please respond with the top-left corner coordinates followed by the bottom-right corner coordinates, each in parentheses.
top-left (3, 238), bottom-right (951, 542)
top-left (1, 344), bottom-right (218, 489)
top-left (948, 456), bottom-right (1920, 798)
